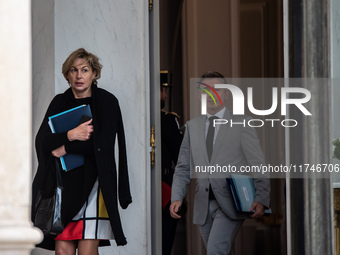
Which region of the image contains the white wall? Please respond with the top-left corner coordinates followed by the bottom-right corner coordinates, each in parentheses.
top-left (32, 1), bottom-right (150, 254)
top-left (331, 0), bottom-right (340, 184)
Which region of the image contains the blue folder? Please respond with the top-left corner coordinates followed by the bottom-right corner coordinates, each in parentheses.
top-left (48, 104), bottom-right (92, 171)
top-left (227, 174), bottom-right (271, 215)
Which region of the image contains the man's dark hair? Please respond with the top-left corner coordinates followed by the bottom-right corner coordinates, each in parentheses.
top-left (200, 71), bottom-right (226, 83)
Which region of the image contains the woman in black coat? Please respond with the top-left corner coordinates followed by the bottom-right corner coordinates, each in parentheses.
top-left (32, 48), bottom-right (132, 254)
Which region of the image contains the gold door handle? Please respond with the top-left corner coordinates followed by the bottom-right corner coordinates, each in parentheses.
top-left (150, 127), bottom-right (155, 167)
top-left (149, 0), bottom-right (153, 10)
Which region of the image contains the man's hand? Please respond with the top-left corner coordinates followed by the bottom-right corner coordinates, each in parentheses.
top-left (52, 145), bottom-right (66, 158)
top-left (250, 201), bottom-right (265, 218)
top-left (67, 119), bottom-right (93, 141)
top-left (169, 200), bottom-right (182, 219)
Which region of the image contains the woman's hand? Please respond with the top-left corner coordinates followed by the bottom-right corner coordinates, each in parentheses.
top-left (52, 145), bottom-right (66, 158)
top-left (67, 119), bottom-right (93, 141)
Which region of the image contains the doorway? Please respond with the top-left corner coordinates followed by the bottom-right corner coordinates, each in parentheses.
top-left (158, 0), bottom-right (286, 254)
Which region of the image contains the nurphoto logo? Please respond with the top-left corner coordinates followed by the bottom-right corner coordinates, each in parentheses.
top-left (198, 83), bottom-right (312, 128)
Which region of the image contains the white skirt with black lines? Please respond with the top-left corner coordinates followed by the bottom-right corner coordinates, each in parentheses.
top-left (55, 179), bottom-right (114, 240)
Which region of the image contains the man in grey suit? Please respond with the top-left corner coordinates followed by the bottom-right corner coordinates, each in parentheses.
top-left (170, 71), bottom-right (270, 255)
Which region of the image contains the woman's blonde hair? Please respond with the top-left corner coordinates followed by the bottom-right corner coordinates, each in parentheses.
top-left (62, 48), bottom-right (103, 85)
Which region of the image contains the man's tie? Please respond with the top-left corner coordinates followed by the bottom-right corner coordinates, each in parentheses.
top-left (206, 116), bottom-right (218, 162)
top-left (206, 116), bottom-right (218, 200)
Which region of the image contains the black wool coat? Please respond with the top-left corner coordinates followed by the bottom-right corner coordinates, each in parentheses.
top-left (32, 84), bottom-right (132, 250)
